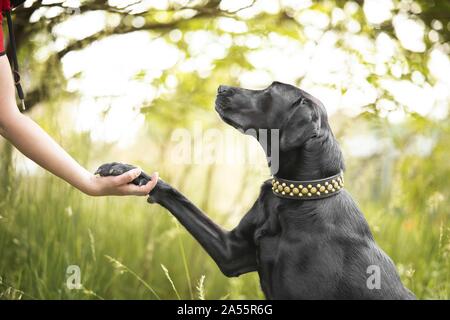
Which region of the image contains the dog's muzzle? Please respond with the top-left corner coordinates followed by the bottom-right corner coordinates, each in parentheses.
top-left (271, 171), bottom-right (344, 200)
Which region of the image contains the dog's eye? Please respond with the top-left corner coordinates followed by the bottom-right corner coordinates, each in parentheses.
top-left (294, 97), bottom-right (306, 107)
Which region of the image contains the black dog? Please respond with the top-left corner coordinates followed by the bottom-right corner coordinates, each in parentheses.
top-left (97, 82), bottom-right (415, 299)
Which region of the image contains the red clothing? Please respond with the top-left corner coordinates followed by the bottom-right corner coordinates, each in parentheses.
top-left (0, 0), bottom-right (11, 11)
top-left (1, 0), bottom-right (11, 55)
top-left (0, 12), bottom-right (5, 55)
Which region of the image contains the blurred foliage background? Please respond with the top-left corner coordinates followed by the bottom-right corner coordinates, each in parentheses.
top-left (1, 0), bottom-right (449, 299)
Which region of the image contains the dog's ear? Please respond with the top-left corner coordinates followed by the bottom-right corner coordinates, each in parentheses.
top-left (280, 97), bottom-right (320, 151)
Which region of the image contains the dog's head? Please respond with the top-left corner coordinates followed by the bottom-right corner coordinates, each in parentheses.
top-left (215, 81), bottom-right (328, 151)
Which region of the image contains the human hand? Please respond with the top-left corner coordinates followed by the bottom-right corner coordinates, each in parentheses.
top-left (86, 166), bottom-right (158, 196)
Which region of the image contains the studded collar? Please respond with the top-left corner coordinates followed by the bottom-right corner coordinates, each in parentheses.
top-left (271, 171), bottom-right (344, 200)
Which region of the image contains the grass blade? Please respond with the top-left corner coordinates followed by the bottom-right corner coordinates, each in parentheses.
top-left (196, 275), bottom-right (206, 300)
top-left (161, 264), bottom-right (181, 300)
top-left (105, 255), bottom-right (161, 300)
top-left (175, 220), bottom-right (194, 299)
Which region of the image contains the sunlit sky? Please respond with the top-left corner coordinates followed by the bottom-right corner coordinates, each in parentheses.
top-left (21, 0), bottom-right (450, 156)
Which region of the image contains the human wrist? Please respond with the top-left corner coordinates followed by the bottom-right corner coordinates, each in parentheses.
top-left (79, 171), bottom-right (101, 196)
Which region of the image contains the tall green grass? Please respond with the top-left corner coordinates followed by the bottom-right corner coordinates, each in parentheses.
top-left (0, 115), bottom-right (449, 299)
top-left (0, 165), bottom-right (264, 300)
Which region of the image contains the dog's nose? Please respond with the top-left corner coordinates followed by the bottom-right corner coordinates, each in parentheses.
top-left (218, 85), bottom-right (233, 95)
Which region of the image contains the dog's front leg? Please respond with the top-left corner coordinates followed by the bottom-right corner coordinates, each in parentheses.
top-left (96, 162), bottom-right (259, 277)
top-left (149, 179), bottom-right (259, 277)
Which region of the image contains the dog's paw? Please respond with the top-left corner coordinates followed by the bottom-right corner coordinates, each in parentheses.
top-left (95, 162), bottom-right (151, 186)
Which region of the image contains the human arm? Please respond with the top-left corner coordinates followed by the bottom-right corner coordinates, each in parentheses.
top-left (0, 55), bottom-right (158, 196)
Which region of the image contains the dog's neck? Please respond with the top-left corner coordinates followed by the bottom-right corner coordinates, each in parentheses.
top-left (271, 128), bottom-right (345, 181)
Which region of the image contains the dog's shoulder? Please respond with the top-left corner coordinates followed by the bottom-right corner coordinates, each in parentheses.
top-left (248, 179), bottom-right (281, 243)
top-left (256, 179), bottom-right (278, 209)
top-left (261, 179), bottom-right (273, 192)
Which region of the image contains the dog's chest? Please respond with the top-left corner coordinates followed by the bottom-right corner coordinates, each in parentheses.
top-left (256, 229), bottom-right (318, 299)
top-left (256, 234), bottom-right (281, 298)
top-left (254, 193), bottom-right (330, 299)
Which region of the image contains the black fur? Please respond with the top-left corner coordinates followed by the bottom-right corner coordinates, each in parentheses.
top-left (97, 82), bottom-right (415, 299)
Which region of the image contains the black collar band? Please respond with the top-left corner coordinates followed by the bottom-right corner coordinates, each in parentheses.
top-left (271, 171), bottom-right (344, 200)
